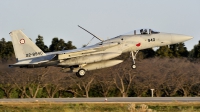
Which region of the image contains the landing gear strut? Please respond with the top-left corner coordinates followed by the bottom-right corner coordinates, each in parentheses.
top-left (76, 69), bottom-right (86, 77)
top-left (130, 50), bottom-right (139, 69)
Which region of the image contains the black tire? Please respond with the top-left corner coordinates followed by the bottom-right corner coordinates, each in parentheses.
top-left (76, 69), bottom-right (86, 77)
top-left (132, 64), bottom-right (136, 69)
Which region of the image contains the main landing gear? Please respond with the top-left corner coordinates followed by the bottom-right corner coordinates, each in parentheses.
top-left (61, 66), bottom-right (86, 77)
top-left (130, 50), bottom-right (139, 69)
top-left (76, 69), bottom-right (86, 77)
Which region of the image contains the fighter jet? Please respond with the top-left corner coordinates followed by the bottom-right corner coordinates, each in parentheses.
top-left (9, 27), bottom-right (193, 77)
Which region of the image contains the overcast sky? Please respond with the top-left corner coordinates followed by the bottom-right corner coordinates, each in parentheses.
top-left (1, 0), bottom-right (200, 50)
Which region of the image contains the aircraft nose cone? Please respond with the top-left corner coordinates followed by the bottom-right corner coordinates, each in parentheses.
top-left (171, 34), bottom-right (193, 44)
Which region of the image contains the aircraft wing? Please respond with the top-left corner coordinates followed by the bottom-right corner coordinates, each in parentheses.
top-left (48, 42), bottom-right (120, 60)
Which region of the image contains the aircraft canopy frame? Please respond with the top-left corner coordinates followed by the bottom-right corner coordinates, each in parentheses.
top-left (122, 28), bottom-right (160, 35)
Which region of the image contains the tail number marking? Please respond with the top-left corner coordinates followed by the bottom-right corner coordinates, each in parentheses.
top-left (26, 51), bottom-right (43, 57)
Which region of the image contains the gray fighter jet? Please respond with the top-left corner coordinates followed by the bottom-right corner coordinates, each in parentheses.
top-left (9, 27), bottom-right (192, 77)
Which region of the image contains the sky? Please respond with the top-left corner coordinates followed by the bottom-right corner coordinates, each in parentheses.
top-left (1, 0), bottom-right (200, 50)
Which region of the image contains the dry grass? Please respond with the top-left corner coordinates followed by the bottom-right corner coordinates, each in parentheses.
top-left (0, 102), bottom-right (200, 112)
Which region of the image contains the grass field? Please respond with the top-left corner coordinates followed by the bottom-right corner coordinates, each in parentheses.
top-left (0, 102), bottom-right (200, 112)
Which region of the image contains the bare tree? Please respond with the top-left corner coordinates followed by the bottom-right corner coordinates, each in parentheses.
top-left (0, 83), bottom-right (14, 98)
top-left (134, 58), bottom-right (169, 97)
top-left (97, 78), bottom-right (113, 97)
top-left (82, 77), bottom-right (94, 98)
top-left (112, 61), bottom-right (136, 97)
top-left (42, 67), bottom-right (69, 98)
top-left (7, 67), bottom-right (49, 98)
top-left (68, 72), bottom-right (95, 98)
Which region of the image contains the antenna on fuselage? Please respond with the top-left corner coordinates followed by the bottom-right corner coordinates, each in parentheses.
top-left (86, 37), bottom-right (95, 46)
top-left (78, 25), bottom-right (104, 42)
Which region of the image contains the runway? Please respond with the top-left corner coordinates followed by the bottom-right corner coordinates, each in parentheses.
top-left (0, 97), bottom-right (200, 103)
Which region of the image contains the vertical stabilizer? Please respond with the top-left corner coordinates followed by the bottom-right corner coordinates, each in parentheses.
top-left (9, 30), bottom-right (46, 61)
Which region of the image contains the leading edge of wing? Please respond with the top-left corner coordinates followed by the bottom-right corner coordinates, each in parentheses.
top-left (46, 42), bottom-right (120, 60)
top-left (47, 42), bottom-right (119, 56)
top-left (46, 44), bottom-right (96, 55)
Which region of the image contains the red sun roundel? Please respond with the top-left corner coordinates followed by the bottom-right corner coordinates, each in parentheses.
top-left (136, 43), bottom-right (141, 47)
top-left (20, 39), bottom-right (25, 44)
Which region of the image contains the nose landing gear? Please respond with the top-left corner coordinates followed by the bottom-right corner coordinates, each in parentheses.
top-left (130, 50), bottom-right (139, 69)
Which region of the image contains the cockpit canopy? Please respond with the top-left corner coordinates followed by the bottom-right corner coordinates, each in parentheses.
top-left (122, 28), bottom-right (160, 35)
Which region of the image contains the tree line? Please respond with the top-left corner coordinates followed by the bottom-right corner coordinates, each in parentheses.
top-left (0, 35), bottom-right (200, 98)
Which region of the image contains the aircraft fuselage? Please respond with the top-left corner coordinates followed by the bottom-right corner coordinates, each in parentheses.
top-left (9, 29), bottom-right (193, 77)
top-left (97, 32), bottom-right (192, 54)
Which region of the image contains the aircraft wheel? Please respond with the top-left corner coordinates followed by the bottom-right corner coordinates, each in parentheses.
top-left (76, 69), bottom-right (86, 77)
top-left (132, 64), bottom-right (136, 69)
